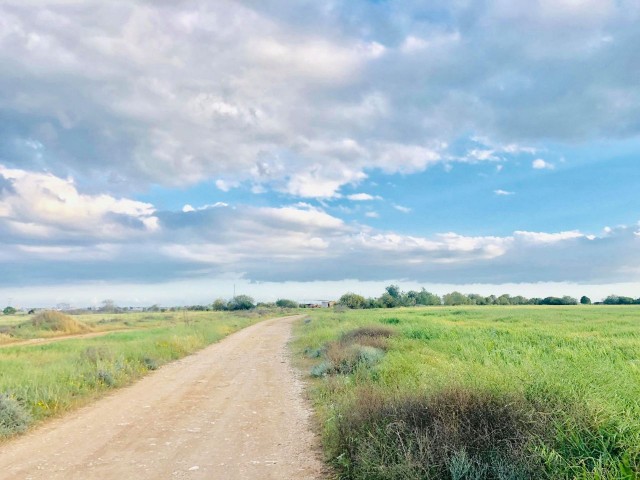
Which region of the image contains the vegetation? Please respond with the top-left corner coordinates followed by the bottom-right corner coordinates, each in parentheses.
top-left (276, 298), bottom-right (299, 308)
top-left (0, 309), bottom-right (276, 438)
top-left (2, 306), bottom-right (16, 315)
top-left (294, 306), bottom-right (640, 479)
top-left (335, 284), bottom-right (640, 308)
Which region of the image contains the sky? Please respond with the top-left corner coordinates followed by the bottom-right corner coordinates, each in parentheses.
top-left (0, 0), bottom-right (639, 307)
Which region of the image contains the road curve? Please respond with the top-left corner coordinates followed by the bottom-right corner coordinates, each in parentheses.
top-left (0, 315), bottom-right (326, 479)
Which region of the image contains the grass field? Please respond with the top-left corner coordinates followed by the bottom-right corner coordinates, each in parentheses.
top-left (0, 309), bottom-right (282, 439)
top-left (294, 306), bottom-right (640, 479)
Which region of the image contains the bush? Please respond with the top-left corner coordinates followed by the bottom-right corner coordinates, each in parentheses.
top-left (332, 387), bottom-right (543, 479)
top-left (0, 394), bottom-right (31, 437)
top-left (275, 299), bottom-right (299, 308)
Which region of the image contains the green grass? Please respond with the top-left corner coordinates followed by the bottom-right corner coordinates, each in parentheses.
top-left (294, 306), bottom-right (640, 479)
top-left (0, 310), bottom-right (280, 439)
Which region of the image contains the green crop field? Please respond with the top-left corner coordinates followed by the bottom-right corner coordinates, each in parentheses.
top-left (0, 309), bottom-right (279, 439)
top-left (294, 306), bottom-right (640, 479)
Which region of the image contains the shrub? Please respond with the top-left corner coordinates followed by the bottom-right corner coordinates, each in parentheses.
top-left (0, 394), bottom-right (31, 437)
top-left (332, 387), bottom-right (543, 479)
top-left (143, 357), bottom-right (159, 370)
top-left (341, 325), bottom-right (395, 350)
top-left (275, 299), bottom-right (299, 308)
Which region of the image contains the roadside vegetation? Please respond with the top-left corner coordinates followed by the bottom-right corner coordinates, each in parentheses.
top-left (337, 285), bottom-right (640, 308)
top-left (0, 308), bottom-right (282, 439)
top-left (294, 306), bottom-right (640, 479)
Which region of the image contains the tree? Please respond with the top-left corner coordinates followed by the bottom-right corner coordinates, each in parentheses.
top-left (212, 299), bottom-right (227, 311)
top-left (275, 299), bottom-right (298, 308)
top-left (580, 296), bottom-right (592, 305)
top-left (100, 299), bottom-right (116, 313)
top-left (227, 295), bottom-right (255, 311)
top-left (338, 293), bottom-right (366, 309)
top-left (3, 306), bottom-right (16, 315)
top-left (443, 291), bottom-right (469, 306)
top-left (385, 285), bottom-right (401, 299)
top-left (378, 292), bottom-right (398, 308)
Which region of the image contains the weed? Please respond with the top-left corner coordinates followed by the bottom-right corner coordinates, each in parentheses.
top-left (0, 394), bottom-right (31, 437)
top-left (143, 357), bottom-right (158, 370)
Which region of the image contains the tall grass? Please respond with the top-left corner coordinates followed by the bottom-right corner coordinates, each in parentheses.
top-left (294, 306), bottom-right (640, 479)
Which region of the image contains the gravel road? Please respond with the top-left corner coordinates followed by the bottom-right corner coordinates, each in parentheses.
top-left (0, 315), bottom-right (326, 479)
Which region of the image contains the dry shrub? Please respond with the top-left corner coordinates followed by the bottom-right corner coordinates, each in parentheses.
top-left (333, 386), bottom-right (543, 479)
top-left (30, 311), bottom-right (91, 334)
top-left (340, 325), bottom-right (396, 350)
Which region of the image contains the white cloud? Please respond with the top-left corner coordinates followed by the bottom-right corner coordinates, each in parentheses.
top-left (347, 193), bottom-right (381, 201)
top-left (365, 211), bottom-right (379, 218)
top-left (532, 159), bottom-right (555, 170)
top-left (0, 165), bottom-right (158, 239)
top-left (393, 204), bottom-right (412, 213)
top-left (494, 189), bottom-right (515, 196)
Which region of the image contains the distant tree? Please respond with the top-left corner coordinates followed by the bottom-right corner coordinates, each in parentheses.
top-left (496, 294), bottom-right (512, 305)
top-left (338, 293), bottom-right (366, 309)
top-left (211, 299), bottom-right (228, 311)
top-left (3, 306), bottom-right (16, 315)
top-left (404, 291), bottom-right (419, 307)
top-left (603, 295), bottom-right (635, 305)
top-left (385, 285), bottom-right (401, 299)
top-left (100, 299), bottom-right (116, 313)
top-left (378, 292), bottom-right (398, 308)
top-left (443, 291), bottom-right (470, 306)
top-left (412, 289), bottom-right (441, 306)
top-left (227, 295), bottom-right (255, 311)
top-left (580, 296), bottom-right (592, 305)
top-left (467, 294), bottom-right (486, 305)
top-left (275, 299), bottom-right (299, 308)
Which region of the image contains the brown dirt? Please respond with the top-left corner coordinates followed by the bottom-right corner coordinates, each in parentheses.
top-left (0, 315), bottom-right (327, 479)
top-left (0, 330), bottom-right (127, 349)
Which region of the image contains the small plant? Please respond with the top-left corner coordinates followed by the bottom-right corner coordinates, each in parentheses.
top-left (0, 394), bottom-right (31, 437)
top-left (143, 357), bottom-right (159, 370)
top-left (311, 362), bottom-right (333, 378)
top-left (96, 369), bottom-right (115, 387)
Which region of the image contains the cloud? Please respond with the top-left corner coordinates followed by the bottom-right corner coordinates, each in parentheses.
top-left (2, 166), bottom-right (637, 289)
top-left (347, 193), bottom-right (381, 201)
top-left (393, 204), bottom-right (412, 213)
top-left (532, 159), bottom-right (555, 170)
top-left (0, 165), bottom-right (158, 241)
top-left (494, 189), bottom-right (515, 196)
top-left (3, 1), bottom-right (636, 198)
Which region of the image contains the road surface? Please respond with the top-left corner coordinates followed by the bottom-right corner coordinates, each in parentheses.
top-left (0, 315), bottom-right (326, 479)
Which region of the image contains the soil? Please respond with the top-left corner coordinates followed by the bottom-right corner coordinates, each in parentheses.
top-left (0, 315), bottom-right (327, 479)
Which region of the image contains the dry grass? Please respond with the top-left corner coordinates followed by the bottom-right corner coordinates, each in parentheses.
top-left (28, 311), bottom-right (92, 334)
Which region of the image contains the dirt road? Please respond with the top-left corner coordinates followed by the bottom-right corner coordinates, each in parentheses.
top-left (0, 330), bottom-right (130, 349)
top-left (0, 315), bottom-right (326, 479)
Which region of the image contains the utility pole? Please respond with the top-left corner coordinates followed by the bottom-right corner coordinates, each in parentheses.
top-left (233, 284), bottom-right (236, 298)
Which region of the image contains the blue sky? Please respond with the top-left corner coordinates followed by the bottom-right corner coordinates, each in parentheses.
top-left (0, 0), bottom-right (639, 306)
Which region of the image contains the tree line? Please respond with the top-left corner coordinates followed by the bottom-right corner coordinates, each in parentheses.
top-left (337, 285), bottom-right (640, 309)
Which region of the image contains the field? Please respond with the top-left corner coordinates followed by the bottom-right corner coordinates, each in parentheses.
top-left (294, 306), bottom-right (640, 479)
top-left (0, 309), bottom-right (281, 439)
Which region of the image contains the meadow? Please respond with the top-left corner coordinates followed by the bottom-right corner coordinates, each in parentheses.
top-left (0, 309), bottom-right (279, 439)
top-left (294, 306), bottom-right (640, 479)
